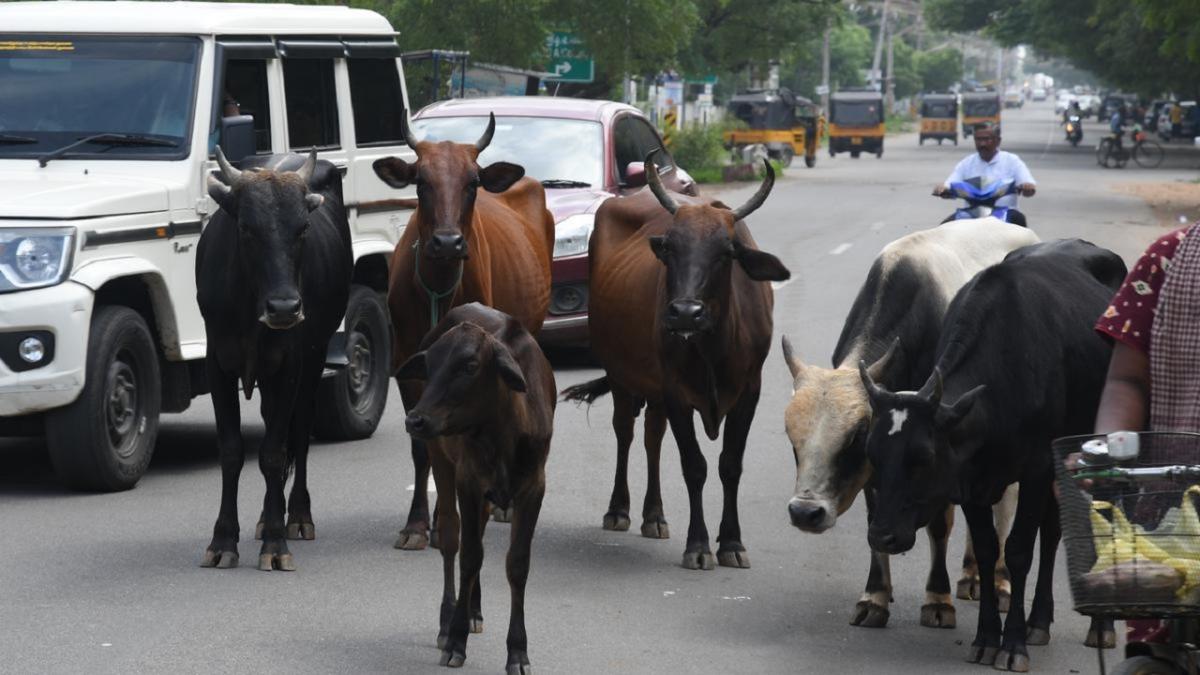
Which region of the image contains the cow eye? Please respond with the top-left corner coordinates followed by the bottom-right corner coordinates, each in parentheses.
top-left (461, 359), bottom-right (479, 373)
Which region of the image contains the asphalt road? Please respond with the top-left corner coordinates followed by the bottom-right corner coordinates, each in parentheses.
top-left (3, 100), bottom-right (1197, 675)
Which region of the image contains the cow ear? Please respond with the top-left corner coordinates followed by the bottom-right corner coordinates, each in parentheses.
top-left (207, 175), bottom-right (237, 215)
top-left (492, 342), bottom-right (527, 393)
top-left (936, 384), bottom-right (985, 429)
top-left (479, 161), bottom-right (525, 193)
top-left (648, 235), bottom-right (668, 262)
top-left (733, 240), bottom-right (791, 281)
top-left (305, 193), bottom-right (324, 212)
top-left (373, 157), bottom-right (418, 189)
top-left (395, 352), bottom-right (428, 381)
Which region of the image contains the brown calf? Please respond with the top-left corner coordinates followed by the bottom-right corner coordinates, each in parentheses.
top-left (397, 303), bottom-right (554, 674)
top-left (374, 114), bottom-right (554, 549)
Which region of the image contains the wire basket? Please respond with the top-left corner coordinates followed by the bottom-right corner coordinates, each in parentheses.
top-left (1054, 432), bottom-right (1200, 619)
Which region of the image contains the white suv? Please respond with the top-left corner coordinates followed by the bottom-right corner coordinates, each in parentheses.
top-left (0, 2), bottom-right (415, 490)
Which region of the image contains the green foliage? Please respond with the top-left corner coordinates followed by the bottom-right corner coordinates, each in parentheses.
top-left (915, 49), bottom-right (963, 93)
top-left (670, 123), bottom-right (728, 175)
top-left (387, 0), bottom-right (551, 70)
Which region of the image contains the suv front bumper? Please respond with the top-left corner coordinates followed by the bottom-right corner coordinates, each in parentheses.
top-left (0, 281), bottom-right (92, 416)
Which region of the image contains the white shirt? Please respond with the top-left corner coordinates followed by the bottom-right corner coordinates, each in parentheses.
top-left (943, 150), bottom-right (1036, 208)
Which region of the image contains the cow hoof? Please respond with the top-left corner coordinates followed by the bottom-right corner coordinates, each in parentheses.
top-left (993, 650), bottom-right (1030, 672)
top-left (681, 550), bottom-right (715, 570)
top-left (1026, 627), bottom-right (1050, 646)
top-left (850, 601), bottom-right (889, 628)
top-left (255, 521), bottom-right (265, 541)
top-left (439, 650), bottom-right (465, 668)
top-left (956, 577), bottom-right (979, 601)
top-left (286, 523), bottom-right (316, 540)
top-left (997, 590), bottom-right (1011, 613)
top-left (640, 517), bottom-right (670, 539)
top-left (1085, 626), bottom-right (1116, 649)
top-left (257, 552), bottom-right (296, 572)
top-left (717, 549), bottom-right (751, 569)
top-left (469, 618), bottom-right (483, 634)
top-left (967, 645), bottom-right (999, 666)
top-left (492, 507), bottom-right (513, 523)
top-left (200, 549), bottom-right (239, 569)
top-left (603, 510), bottom-right (631, 532)
top-left (919, 603), bottom-right (956, 629)
top-left (506, 662), bottom-right (532, 675)
top-left (394, 528), bottom-right (430, 551)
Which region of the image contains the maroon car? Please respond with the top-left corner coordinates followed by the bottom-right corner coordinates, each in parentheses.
top-left (411, 97), bottom-right (695, 347)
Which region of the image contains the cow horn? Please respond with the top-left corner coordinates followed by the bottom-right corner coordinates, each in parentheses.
top-left (401, 114), bottom-right (420, 150)
top-left (918, 367), bottom-right (944, 404)
top-left (645, 150), bottom-right (679, 215)
top-left (475, 112), bottom-right (496, 152)
top-left (858, 359), bottom-right (886, 401)
top-left (215, 145), bottom-right (242, 184)
top-left (866, 337), bottom-right (901, 382)
top-left (295, 148), bottom-right (317, 185)
top-left (731, 159), bottom-right (774, 222)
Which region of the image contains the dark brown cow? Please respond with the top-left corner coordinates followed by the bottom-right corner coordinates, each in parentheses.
top-left (373, 114), bottom-right (555, 549)
top-left (397, 303), bottom-right (554, 674)
top-left (564, 157), bottom-right (789, 569)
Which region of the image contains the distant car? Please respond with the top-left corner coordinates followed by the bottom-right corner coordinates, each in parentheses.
top-left (1145, 99), bottom-right (1172, 132)
top-left (1004, 90), bottom-right (1024, 109)
top-left (1055, 93), bottom-right (1077, 115)
top-left (1031, 88), bottom-right (1047, 101)
top-left (411, 97), bottom-right (696, 348)
top-left (1077, 94), bottom-right (1101, 119)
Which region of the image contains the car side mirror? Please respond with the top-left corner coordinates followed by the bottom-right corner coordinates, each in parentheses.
top-left (624, 161), bottom-right (647, 188)
top-left (219, 114), bottom-right (256, 164)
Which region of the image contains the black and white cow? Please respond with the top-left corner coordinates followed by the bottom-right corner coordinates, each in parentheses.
top-left (859, 239), bottom-right (1126, 671)
top-left (782, 218), bottom-right (1036, 628)
top-left (197, 148), bottom-right (352, 571)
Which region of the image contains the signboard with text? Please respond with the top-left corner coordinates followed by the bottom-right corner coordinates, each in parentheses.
top-left (545, 31), bottom-right (594, 83)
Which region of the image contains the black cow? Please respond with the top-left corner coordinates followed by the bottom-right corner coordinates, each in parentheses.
top-left (198, 148), bottom-right (352, 571)
top-left (397, 303), bottom-right (554, 674)
top-left (859, 239), bottom-right (1125, 671)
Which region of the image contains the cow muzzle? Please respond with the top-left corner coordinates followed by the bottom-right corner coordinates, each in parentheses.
top-left (260, 296), bottom-right (305, 330)
top-left (664, 299), bottom-right (711, 337)
top-left (405, 411), bottom-right (441, 439)
top-left (425, 233), bottom-right (468, 260)
top-left (787, 497), bottom-right (837, 532)
top-left (868, 524), bottom-right (916, 555)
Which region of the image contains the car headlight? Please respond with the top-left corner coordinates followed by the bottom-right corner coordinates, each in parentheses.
top-left (0, 227), bottom-right (75, 292)
top-left (554, 214), bottom-right (594, 259)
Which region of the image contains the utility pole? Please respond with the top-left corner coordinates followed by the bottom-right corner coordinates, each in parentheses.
top-left (870, 0), bottom-right (890, 91)
top-left (622, 0), bottom-right (631, 103)
top-left (885, 25), bottom-right (895, 110)
top-left (915, 0), bottom-right (924, 52)
top-left (821, 20), bottom-right (831, 116)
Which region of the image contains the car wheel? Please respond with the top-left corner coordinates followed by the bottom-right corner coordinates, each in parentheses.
top-left (312, 285), bottom-right (391, 441)
top-left (46, 306), bottom-right (161, 491)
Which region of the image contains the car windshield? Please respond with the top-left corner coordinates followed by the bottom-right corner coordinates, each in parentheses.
top-left (0, 35), bottom-right (200, 160)
top-left (412, 116), bottom-right (603, 187)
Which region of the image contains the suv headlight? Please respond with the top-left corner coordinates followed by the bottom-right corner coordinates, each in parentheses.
top-left (554, 214), bottom-right (594, 259)
top-left (0, 227), bottom-right (76, 292)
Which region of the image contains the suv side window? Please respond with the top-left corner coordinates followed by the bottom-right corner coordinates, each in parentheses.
top-left (282, 58), bottom-right (340, 149)
top-left (347, 59), bottom-right (404, 146)
top-left (614, 115), bottom-right (672, 183)
top-left (224, 59), bottom-right (272, 153)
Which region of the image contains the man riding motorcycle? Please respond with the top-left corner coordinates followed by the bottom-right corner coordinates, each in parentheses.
top-left (932, 122), bottom-right (1036, 227)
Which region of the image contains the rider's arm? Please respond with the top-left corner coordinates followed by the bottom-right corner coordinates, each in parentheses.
top-left (939, 157), bottom-right (968, 194)
top-left (1094, 343), bottom-right (1149, 434)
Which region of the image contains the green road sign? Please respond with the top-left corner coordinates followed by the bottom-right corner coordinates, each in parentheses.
top-left (545, 31), bottom-right (594, 83)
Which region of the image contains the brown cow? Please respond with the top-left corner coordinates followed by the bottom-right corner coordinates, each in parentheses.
top-left (564, 156), bottom-right (789, 570)
top-left (397, 302), bottom-right (554, 675)
top-left (374, 114), bottom-right (555, 550)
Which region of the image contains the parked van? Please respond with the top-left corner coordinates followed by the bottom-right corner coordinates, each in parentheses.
top-left (0, 2), bottom-right (414, 490)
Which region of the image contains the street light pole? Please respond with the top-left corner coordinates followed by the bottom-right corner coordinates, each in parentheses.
top-left (870, 0), bottom-right (890, 90)
top-left (821, 20), bottom-right (831, 116)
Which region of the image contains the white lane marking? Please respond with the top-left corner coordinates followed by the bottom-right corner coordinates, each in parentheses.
top-left (771, 279), bottom-right (796, 291)
top-left (830, 242), bottom-right (853, 256)
top-left (405, 476), bottom-right (436, 492)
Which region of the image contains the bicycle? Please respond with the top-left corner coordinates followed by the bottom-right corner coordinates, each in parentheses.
top-left (1097, 128), bottom-right (1165, 169)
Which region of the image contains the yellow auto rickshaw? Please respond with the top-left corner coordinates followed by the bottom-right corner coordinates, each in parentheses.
top-left (961, 90), bottom-right (1001, 139)
top-left (723, 88), bottom-right (822, 168)
top-left (828, 90), bottom-right (885, 159)
top-left (918, 93), bottom-right (958, 146)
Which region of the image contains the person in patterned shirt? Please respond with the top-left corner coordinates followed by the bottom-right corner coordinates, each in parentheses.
top-left (1090, 224), bottom-right (1199, 648)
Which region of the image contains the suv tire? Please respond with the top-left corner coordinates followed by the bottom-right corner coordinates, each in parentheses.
top-left (47, 306), bottom-right (161, 491)
top-left (313, 284), bottom-right (391, 441)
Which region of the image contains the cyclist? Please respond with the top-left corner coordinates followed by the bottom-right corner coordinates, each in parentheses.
top-left (1108, 104), bottom-right (1127, 154)
top-left (1090, 222), bottom-right (1200, 648)
top-left (932, 121), bottom-right (1036, 226)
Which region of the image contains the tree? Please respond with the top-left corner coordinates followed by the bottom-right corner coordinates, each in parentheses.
top-left (386, 0), bottom-right (551, 70)
top-left (915, 48), bottom-right (963, 93)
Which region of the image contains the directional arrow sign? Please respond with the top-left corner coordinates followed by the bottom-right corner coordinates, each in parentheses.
top-left (545, 31), bottom-right (594, 83)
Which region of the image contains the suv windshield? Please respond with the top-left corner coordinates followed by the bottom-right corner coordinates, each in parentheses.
top-left (412, 116), bottom-right (603, 187)
top-left (0, 36), bottom-right (199, 160)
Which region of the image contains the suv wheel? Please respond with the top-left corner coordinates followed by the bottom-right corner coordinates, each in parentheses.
top-left (313, 285), bottom-right (391, 441)
top-left (46, 306), bottom-right (161, 491)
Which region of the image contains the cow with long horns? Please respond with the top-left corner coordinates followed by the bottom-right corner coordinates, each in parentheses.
top-left (374, 113), bottom-right (555, 550)
top-left (564, 155), bottom-right (790, 570)
top-left (198, 148), bottom-right (352, 571)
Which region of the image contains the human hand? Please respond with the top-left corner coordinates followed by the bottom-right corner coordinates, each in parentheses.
top-left (1018, 183), bottom-right (1036, 197)
top-left (932, 185), bottom-right (947, 197)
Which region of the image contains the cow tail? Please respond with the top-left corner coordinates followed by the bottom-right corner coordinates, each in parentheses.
top-left (561, 376), bottom-right (611, 404)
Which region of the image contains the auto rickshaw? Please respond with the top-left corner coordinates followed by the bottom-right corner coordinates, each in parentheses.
top-left (723, 88), bottom-right (821, 168)
top-left (918, 93), bottom-right (958, 145)
top-left (828, 90), bottom-right (885, 158)
top-left (961, 90), bottom-right (1001, 139)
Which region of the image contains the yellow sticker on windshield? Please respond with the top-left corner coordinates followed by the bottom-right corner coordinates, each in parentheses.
top-left (0, 41), bottom-right (75, 52)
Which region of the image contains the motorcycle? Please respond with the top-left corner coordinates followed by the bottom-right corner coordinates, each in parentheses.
top-left (938, 177), bottom-right (1021, 224)
top-left (1065, 114), bottom-right (1083, 146)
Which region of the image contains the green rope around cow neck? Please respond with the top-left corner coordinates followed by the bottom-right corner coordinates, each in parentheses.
top-left (413, 238), bottom-right (464, 328)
